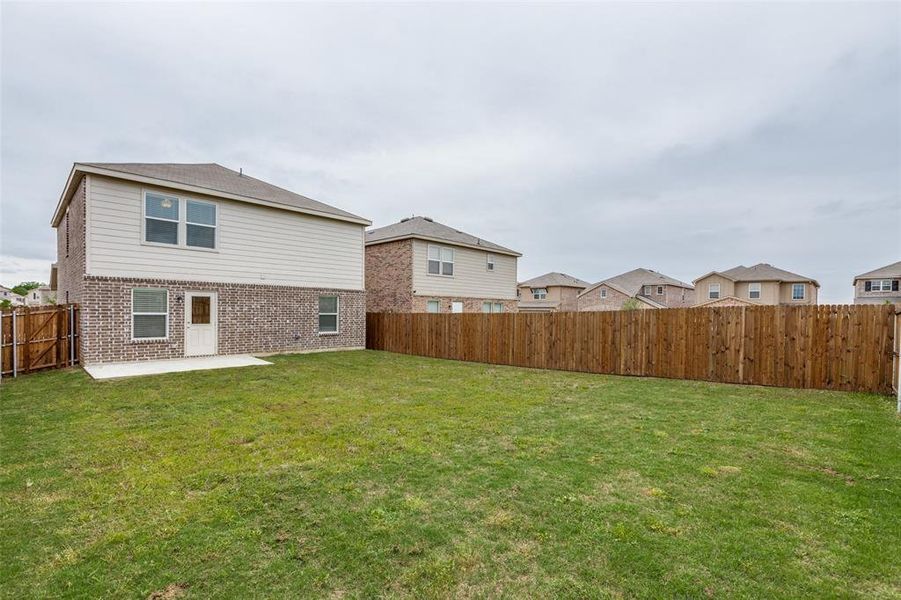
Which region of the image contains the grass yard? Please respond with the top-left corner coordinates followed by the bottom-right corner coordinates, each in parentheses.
top-left (1, 351), bottom-right (899, 598)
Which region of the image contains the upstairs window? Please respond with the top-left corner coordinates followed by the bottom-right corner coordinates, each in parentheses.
top-left (749, 282), bottom-right (761, 299)
top-left (487, 254), bottom-right (495, 271)
top-left (532, 288), bottom-right (547, 300)
top-left (145, 193), bottom-right (180, 245)
top-left (144, 192), bottom-right (217, 249)
top-left (428, 245), bottom-right (454, 276)
top-left (865, 279), bottom-right (896, 292)
top-left (600, 288), bottom-right (607, 299)
top-left (186, 200), bottom-right (217, 249)
top-left (319, 296), bottom-right (339, 333)
top-left (792, 284), bottom-right (805, 300)
top-left (656, 286), bottom-right (664, 295)
top-left (708, 283), bottom-right (720, 299)
top-left (643, 285), bottom-right (652, 295)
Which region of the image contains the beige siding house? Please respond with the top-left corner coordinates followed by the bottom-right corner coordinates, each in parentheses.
top-left (0, 286), bottom-right (26, 306)
top-left (693, 263), bottom-right (819, 306)
top-left (51, 162), bottom-right (370, 365)
top-left (517, 272), bottom-right (589, 312)
top-left (365, 216), bottom-right (520, 313)
top-left (24, 286), bottom-right (56, 306)
top-left (578, 268), bottom-right (694, 311)
top-left (853, 261), bottom-right (901, 304)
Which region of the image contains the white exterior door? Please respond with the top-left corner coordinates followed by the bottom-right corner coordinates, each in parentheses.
top-left (185, 291), bottom-right (218, 356)
top-left (451, 301), bottom-right (464, 313)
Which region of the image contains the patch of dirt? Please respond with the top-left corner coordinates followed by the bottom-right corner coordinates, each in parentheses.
top-left (147, 583), bottom-right (188, 600)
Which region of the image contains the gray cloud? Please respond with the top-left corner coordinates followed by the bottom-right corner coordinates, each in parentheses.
top-left (2, 2), bottom-right (898, 301)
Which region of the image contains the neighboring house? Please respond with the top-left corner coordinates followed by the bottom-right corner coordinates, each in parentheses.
top-left (578, 268), bottom-right (695, 311)
top-left (0, 286), bottom-right (25, 306)
top-left (24, 286), bottom-right (55, 306)
top-left (693, 263), bottom-right (819, 306)
top-left (517, 272), bottom-right (590, 312)
top-left (365, 216), bottom-right (520, 313)
top-left (51, 162), bottom-right (370, 364)
top-left (852, 261), bottom-right (901, 305)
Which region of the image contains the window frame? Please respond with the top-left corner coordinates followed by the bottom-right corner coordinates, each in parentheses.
top-left (600, 288), bottom-right (607, 299)
top-left (748, 282), bottom-right (761, 300)
top-left (532, 287), bottom-right (547, 300)
top-left (708, 283), bottom-right (720, 300)
top-left (656, 286), bottom-right (664, 296)
top-left (426, 300), bottom-right (440, 313)
top-left (427, 244), bottom-right (455, 277)
top-left (451, 301), bottom-right (464, 313)
top-left (486, 254), bottom-right (495, 272)
top-left (869, 279), bottom-right (892, 292)
top-left (318, 295), bottom-right (340, 335)
top-left (791, 283), bottom-right (806, 301)
top-left (141, 190), bottom-right (219, 252)
top-left (131, 288), bottom-right (169, 341)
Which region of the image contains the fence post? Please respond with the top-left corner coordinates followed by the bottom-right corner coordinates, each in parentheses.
top-left (11, 310), bottom-right (17, 378)
top-left (69, 305), bottom-right (75, 366)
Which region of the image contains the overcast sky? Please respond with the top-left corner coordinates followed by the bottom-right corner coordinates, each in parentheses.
top-left (2, 2), bottom-right (899, 302)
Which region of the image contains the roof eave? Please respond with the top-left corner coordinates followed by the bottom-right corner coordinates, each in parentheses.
top-left (51, 163), bottom-right (371, 227)
top-left (365, 234), bottom-right (522, 257)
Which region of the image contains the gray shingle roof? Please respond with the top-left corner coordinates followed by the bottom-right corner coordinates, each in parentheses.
top-left (580, 268), bottom-right (694, 298)
top-left (78, 162), bottom-right (368, 223)
top-left (519, 272), bottom-right (590, 289)
top-left (711, 263), bottom-right (819, 286)
top-left (854, 260), bottom-right (901, 282)
top-left (365, 216), bottom-right (521, 256)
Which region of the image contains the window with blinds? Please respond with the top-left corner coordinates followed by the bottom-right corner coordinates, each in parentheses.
top-left (132, 288), bottom-right (168, 339)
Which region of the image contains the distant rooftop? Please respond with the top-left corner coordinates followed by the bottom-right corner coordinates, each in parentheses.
top-left (366, 216), bottom-right (521, 256)
top-left (519, 272), bottom-right (590, 289)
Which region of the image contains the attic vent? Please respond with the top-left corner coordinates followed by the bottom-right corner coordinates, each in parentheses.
top-left (423, 216), bottom-right (433, 222)
top-left (400, 217), bottom-right (411, 223)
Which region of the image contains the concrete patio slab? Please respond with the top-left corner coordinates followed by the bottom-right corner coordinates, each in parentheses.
top-left (84, 354), bottom-right (272, 380)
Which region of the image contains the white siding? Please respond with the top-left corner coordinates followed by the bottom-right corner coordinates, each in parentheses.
top-left (86, 175), bottom-right (365, 290)
top-left (411, 239), bottom-right (517, 299)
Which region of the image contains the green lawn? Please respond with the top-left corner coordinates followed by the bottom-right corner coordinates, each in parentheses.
top-left (1, 351), bottom-right (899, 598)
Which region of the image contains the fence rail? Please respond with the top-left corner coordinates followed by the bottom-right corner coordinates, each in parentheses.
top-left (1, 304), bottom-right (80, 378)
top-left (367, 305), bottom-right (899, 395)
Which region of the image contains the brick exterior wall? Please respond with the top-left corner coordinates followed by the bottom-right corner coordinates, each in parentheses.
top-left (411, 295), bottom-right (518, 313)
top-left (55, 177), bottom-right (86, 305)
top-left (80, 276), bottom-right (365, 364)
top-left (364, 240), bottom-right (413, 312)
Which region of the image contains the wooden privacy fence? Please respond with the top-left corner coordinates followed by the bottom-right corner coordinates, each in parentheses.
top-left (367, 305), bottom-right (899, 395)
top-left (1, 304), bottom-right (80, 378)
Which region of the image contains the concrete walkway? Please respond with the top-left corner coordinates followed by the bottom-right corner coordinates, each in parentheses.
top-left (84, 354), bottom-right (272, 380)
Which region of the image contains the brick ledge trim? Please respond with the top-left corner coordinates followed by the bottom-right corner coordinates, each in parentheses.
top-left (84, 275), bottom-right (365, 294)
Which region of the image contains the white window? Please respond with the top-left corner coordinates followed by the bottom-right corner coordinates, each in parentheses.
top-left (186, 200), bottom-right (217, 249)
top-left (749, 283), bottom-right (761, 299)
top-left (427, 245), bottom-right (454, 276)
top-left (643, 285), bottom-right (652, 295)
top-left (144, 192), bottom-right (217, 250)
top-left (487, 254), bottom-right (495, 271)
top-left (708, 283), bottom-right (720, 299)
top-left (426, 300), bottom-right (440, 313)
top-left (482, 301), bottom-right (503, 313)
top-left (132, 288), bottom-right (168, 340)
top-left (792, 284), bottom-right (805, 300)
top-left (600, 288), bottom-right (607, 299)
top-left (868, 279), bottom-right (893, 292)
top-left (451, 301), bottom-right (464, 313)
top-left (656, 286), bottom-right (664, 295)
top-left (532, 288), bottom-right (547, 300)
top-left (319, 296), bottom-right (339, 333)
top-left (144, 193), bottom-right (180, 245)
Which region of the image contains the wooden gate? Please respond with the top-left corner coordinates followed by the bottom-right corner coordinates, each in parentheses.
top-left (0, 304), bottom-right (80, 378)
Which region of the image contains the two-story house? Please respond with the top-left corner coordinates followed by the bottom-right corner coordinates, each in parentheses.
top-left (51, 162), bottom-right (370, 364)
top-left (0, 286), bottom-right (25, 306)
top-left (365, 216), bottom-right (520, 313)
top-left (693, 263), bottom-right (819, 306)
top-left (577, 268), bottom-right (695, 311)
top-left (853, 261), bottom-right (901, 304)
top-left (517, 272), bottom-right (590, 312)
